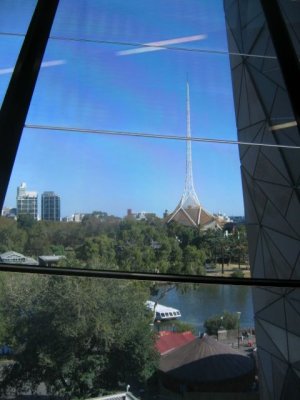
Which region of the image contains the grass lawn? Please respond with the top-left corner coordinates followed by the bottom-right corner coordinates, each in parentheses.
top-left (206, 263), bottom-right (251, 278)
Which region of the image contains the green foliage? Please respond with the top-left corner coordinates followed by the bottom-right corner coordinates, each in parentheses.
top-left (49, 244), bottom-right (65, 255)
top-left (182, 245), bottom-right (206, 275)
top-left (156, 319), bottom-right (195, 334)
top-left (0, 274), bottom-right (158, 398)
top-left (0, 215), bottom-right (248, 275)
top-left (25, 223), bottom-right (51, 256)
top-left (203, 315), bottom-right (220, 336)
top-left (17, 214), bottom-right (36, 230)
top-left (0, 215), bottom-right (250, 398)
top-left (0, 218), bottom-right (27, 254)
top-left (169, 320), bottom-right (195, 334)
top-left (231, 269), bottom-right (245, 278)
top-left (204, 311), bottom-right (239, 335)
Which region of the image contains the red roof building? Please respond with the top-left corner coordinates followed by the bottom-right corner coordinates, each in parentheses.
top-left (156, 330), bottom-right (196, 355)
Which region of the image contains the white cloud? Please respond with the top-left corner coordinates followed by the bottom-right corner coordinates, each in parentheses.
top-left (0, 59), bottom-right (66, 75)
top-left (117, 34), bottom-right (207, 56)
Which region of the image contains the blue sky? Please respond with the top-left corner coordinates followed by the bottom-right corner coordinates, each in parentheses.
top-left (1, 0), bottom-right (244, 218)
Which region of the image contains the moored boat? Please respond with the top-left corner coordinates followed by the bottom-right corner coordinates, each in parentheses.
top-left (146, 300), bottom-right (181, 321)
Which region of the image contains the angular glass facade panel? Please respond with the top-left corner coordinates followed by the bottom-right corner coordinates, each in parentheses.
top-left (224, 0), bottom-right (300, 398)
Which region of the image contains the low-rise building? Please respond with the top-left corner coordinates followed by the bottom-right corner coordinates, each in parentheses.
top-left (1, 207), bottom-right (17, 219)
top-left (126, 209), bottom-right (157, 221)
top-left (88, 391), bottom-right (139, 400)
top-left (0, 251), bottom-right (38, 265)
top-left (62, 213), bottom-right (85, 222)
top-left (38, 255), bottom-right (66, 266)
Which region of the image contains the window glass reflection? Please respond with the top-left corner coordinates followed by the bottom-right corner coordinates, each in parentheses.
top-left (0, 274), bottom-right (258, 398)
top-left (2, 132), bottom-right (249, 278)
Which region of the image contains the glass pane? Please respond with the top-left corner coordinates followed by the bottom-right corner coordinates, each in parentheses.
top-left (0, 273), bottom-right (260, 398)
top-left (3, 0), bottom-right (298, 282)
top-left (0, 0), bottom-right (36, 34)
top-left (1, 1), bottom-right (299, 397)
top-left (3, 135), bottom-right (250, 278)
top-left (22, 0), bottom-right (237, 140)
top-left (0, 35), bottom-right (24, 106)
top-left (0, 1), bottom-right (37, 106)
top-left (51, 0), bottom-right (229, 52)
top-left (25, 40), bottom-right (236, 141)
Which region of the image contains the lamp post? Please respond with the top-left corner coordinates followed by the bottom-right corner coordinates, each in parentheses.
top-left (221, 244), bottom-right (224, 275)
top-left (237, 311), bottom-right (241, 348)
top-left (217, 316), bottom-right (224, 341)
top-left (237, 232), bottom-right (241, 269)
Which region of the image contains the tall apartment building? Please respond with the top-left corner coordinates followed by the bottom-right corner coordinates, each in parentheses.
top-left (16, 182), bottom-right (38, 220)
top-left (41, 191), bottom-right (60, 221)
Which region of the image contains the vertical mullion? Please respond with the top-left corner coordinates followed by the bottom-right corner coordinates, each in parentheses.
top-left (0, 0), bottom-right (59, 211)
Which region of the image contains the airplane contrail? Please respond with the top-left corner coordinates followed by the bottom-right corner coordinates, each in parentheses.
top-left (117, 34), bottom-right (207, 56)
top-left (0, 59), bottom-right (66, 75)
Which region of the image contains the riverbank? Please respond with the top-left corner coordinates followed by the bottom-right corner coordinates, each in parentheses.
top-left (152, 284), bottom-right (254, 333)
top-left (206, 263), bottom-right (251, 278)
top-left (215, 328), bottom-right (256, 353)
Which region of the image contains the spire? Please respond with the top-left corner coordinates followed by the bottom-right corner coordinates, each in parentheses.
top-left (167, 81), bottom-right (220, 229)
top-left (180, 80), bottom-right (200, 208)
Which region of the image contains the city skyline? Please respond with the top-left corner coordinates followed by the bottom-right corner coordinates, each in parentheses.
top-left (6, 180), bottom-right (242, 220)
top-left (13, 182), bottom-right (61, 221)
top-left (2, 1), bottom-right (244, 218)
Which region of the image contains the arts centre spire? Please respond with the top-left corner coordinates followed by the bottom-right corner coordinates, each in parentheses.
top-left (167, 81), bottom-right (220, 229)
top-left (180, 80), bottom-right (200, 209)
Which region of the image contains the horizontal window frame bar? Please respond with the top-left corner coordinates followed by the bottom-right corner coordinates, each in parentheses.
top-left (25, 124), bottom-right (300, 149)
top-left (0, 31), bottom-right (279, 60)
top-left (0, 263), bottom-right (299, 288)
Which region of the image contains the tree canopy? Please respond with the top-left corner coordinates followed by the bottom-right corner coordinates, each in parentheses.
top-left (0, 273), bottom-right (158, 399)
top-left (204, 311), bottom-right (240, 335)
top-left (0, 214), bottom-right (249, 397)
top-left (0, 216), bottom-right (230, 275)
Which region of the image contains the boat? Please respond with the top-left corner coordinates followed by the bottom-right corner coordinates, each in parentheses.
top-left (146, 300), bottom-right (181, 321)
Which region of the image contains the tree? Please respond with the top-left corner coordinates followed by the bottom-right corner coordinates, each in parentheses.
top-left (231, 269), bottom-right (245, 278)
top-left (76, 237), bottom-right (100, 263)
top-left (0, 274), bottom-right (158, 398)
top-left (24, 222), bottom-right (50, 256)
top-left (182, 245), bottom-right (206, 275)
top-left (229, 226), bottom-right (249, 268)
top-left (0, 219), bottom-right (27, 254)
top-left (166, 221), bottom-right (198, 248)
top-left (76, 234), bottom-right (118, 269)
top-left (204, 311), bottom-right (239, 335)
top-left (17, 215), bottom-right (36, 230)
top-left (167, 238), bottom-right (183, 274)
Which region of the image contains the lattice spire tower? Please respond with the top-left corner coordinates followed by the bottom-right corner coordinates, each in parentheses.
top-left (180, 80), bottom-right (200, 209)
top-left (167, 81), bottom-right (219, 229)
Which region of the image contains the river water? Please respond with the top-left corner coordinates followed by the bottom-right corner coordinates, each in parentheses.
top-left (152, 284), bottom-right (254, 333)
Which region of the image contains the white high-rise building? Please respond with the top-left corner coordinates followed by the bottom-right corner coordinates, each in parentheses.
top-left (17, 182), bottom-right (38, 220)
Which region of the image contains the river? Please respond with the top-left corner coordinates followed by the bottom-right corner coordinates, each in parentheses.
top-left (152, 284), bottom-right (254, 333)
